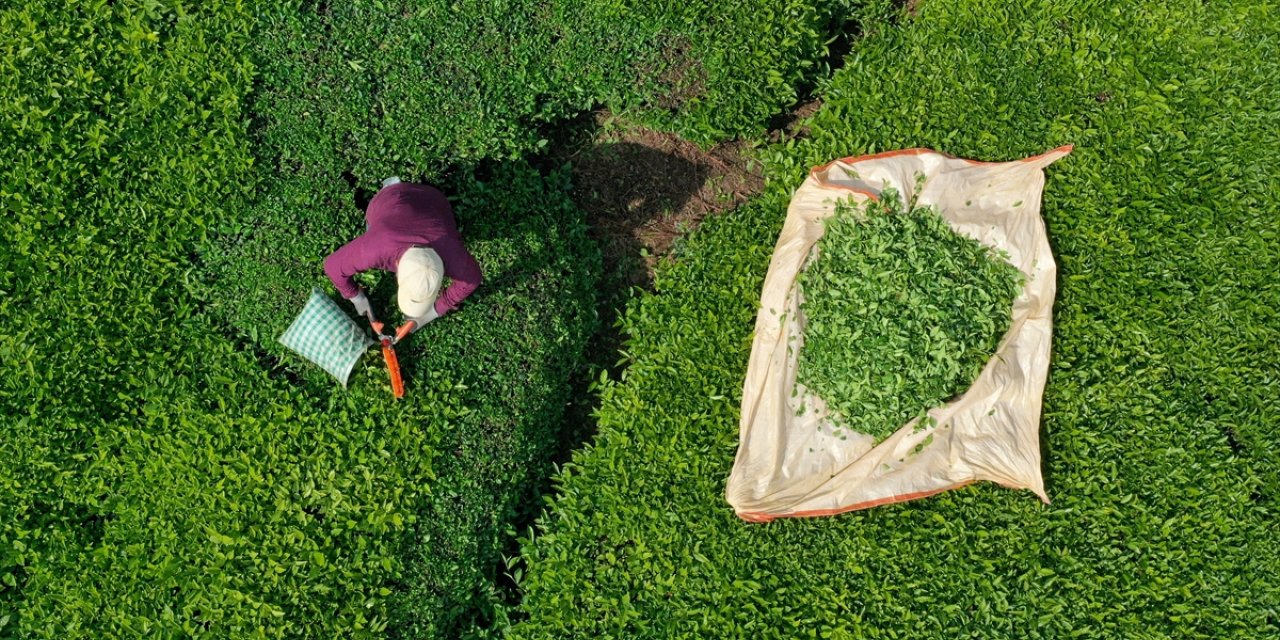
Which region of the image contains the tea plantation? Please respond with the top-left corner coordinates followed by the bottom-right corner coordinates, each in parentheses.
top-left (3, 0), bottom-right (1278, 638)
top-left (0, 0), bottom-right (859, 636)
top-left (512, 0), bottom-right (1280, 638)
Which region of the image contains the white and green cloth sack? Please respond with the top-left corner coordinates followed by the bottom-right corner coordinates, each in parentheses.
top-left (279, 288), bottom-right (374, 386)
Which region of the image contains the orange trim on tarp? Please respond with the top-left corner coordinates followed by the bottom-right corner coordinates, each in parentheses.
top-left (808, 145), bottom-right (1075, 198)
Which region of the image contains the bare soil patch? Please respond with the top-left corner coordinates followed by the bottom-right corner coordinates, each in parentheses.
top-left (553, 106), bottom-right (824, 288)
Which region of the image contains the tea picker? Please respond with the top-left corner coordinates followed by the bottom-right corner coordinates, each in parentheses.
top-left (326, 175), bottom-right (482, 330)
top-left (278, 177), bottom-right (483, 396)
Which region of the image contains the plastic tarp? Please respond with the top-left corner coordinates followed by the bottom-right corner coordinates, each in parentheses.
top-left (727, 147), bottom-right (1072, 522)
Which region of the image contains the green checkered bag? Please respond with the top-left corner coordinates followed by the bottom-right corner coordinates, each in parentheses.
top-left (279, 288), bottom-right (375, 386)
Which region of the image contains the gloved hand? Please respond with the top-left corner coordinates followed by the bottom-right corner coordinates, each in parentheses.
top-left (396, 306), bottom-right (440, 343)
top-left (409, 305), bottom-right (440, 330)
top-left (348, 289), bottom-right (375, 323)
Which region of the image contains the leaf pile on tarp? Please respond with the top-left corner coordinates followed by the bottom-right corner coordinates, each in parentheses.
top-left (796, 190), bottom-right (1024, 442)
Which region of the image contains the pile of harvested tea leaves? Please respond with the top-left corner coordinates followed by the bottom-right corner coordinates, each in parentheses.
top-left (796, 191), bottom-right (1024, 442)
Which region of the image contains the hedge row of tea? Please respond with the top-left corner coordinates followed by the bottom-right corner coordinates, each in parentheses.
top-left (0, 2), bottom-right (599, 638)
top-left (197, 3), bottom-right (603, 637)
top-left (0, 1), bottom-right (268, 634)
top-left (195, 0), bottom-right (876, 631)
top-left (240, 0), bottom-right (859, 185)
top-left (2, 0), bottom-right (869, 634)
top-left (512, 0), bottom-right (1279, 637)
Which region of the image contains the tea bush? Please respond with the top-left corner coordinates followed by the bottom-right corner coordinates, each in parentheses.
top-left (0, 1), bottom-right (599, 637)
top-left (0, 0), bottom-right (271, 634)
top-left (512, 0), bottom-right (1280, 637)
top-left (200, 3), bottom-right (605, 635)
top-left (547, 0), bottom-right (864, 145)
top-left (198, 160), bottom-right (601, 637)
top-left (248, 0), bottom-right (561, 181)
top-left (246, 0), bottom-right (863, 180)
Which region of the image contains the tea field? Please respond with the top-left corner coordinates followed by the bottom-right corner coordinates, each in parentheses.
top-left (512, 0), bottom-right (1280, 638)
top-left (0, 0), bottom-right (857, 636)
top-left (1, 0), bottom-right (1277, 638)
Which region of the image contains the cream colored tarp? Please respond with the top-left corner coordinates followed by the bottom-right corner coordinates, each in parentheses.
top-left (727, 146), bottom-right (1072, 522)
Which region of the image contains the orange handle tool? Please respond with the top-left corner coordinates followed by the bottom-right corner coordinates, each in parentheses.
top-left (394, 321), bottom-right (417, 343)
top-left (380, 337), bottom-right (405, 398)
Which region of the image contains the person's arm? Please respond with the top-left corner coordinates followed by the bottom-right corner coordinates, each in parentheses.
top-left (430, 235), bottom-right (483, 317)
top-left (323, 235), bottom-right (375, 300)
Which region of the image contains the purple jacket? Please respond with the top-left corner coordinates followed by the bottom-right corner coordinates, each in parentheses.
top-left (324, 183), bottom-right (482, 317)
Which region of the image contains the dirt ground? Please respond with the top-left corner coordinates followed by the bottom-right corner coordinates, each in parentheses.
top-left (553, 102), bottom-right (820, 289)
